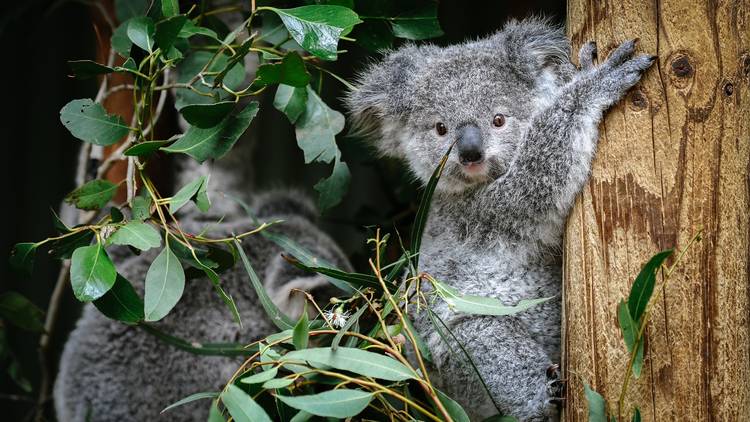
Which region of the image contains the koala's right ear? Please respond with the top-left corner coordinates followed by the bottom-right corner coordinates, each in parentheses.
top-left (344, 46), bottom-right (421, 157)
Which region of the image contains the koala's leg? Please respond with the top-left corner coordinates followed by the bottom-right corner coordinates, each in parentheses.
top-left (485, 40), bottom-right (655, 230)
top-left (426, 314), bottom-right (559, 422)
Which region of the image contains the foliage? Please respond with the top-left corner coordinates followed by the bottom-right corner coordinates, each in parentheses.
top-left (582, 233), bottom-right (702, 422)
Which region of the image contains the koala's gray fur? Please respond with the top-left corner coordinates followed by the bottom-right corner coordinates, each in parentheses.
top-left (346, 18), bottom-right (654, 421)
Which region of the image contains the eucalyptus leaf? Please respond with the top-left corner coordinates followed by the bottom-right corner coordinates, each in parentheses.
top-left (208, 402), bottom-right (225, 422)
top-left (162, 102), bottom-right (259, 163)
top-left (128, 16), bottom-right (156, 52)
top-left (273, 84), bottom-right (308, 124)
top-left (314, 155), bottom-right (350, 211)
top-left (49, 230), bottom-right (95, 259)
top-left (124, 140), bottom-right (171, 156)
top-left (161, 0), bottom-right (179, 17)
top-left (254, 52), bottom-right (310, 88)
top-left (280, 347), bottom-right (414, 381)
top-left (289, 410), bottom-right (312, 422)
top-left (93, 274), bottom-right (144, 323)
top-left (60, 99), bottom-right (130, 146)
top-left (178, 20), bottom-right (219, 40)
top-left (65, 179), bottom-right (118, 210)
top-left (9, 243), bottom-right (38, 277)
top-left (169, 176), bottom-right (206, 213)
top-left (295, 87), bottom-right (345, 164)
top-left (155, 15), bottom-right (187, 51)
top-left (161, 391), bottom-right (218, 414)
top-left (144, 244), bottom-right (185, 321)
top-left (276, 389), bottom-right (373, 418)
top-left (292, 303), bottom-right (309, 350)
top-left (627, 249), bottom-right (673, 322)
top-left (70, 243), bottom-right (117, 301)
top-left (221, 384), bottom-right (272, 422)
top-left (435, 388), bottom-right (471, 422)
top-left (390, 5), bottom-right (444, 40)
top-left (435, 282), bottom-right (551, 316)
top-left (68, 60), bottom-right (114, 79)
top-left (240, 367), bottom-right (278, 384)
top-left (0, 291), bottom-right (44, 332)
top-left (618, 300), bottom-right (644, 378)
top-left (108, 221), bottom-right (162, 251)
top-left (174, 51), bottom-right (247, 108)
top-left (584, 383), bottom-right (607, 422)
top-left (115, 0), bottom-right (148, 21)
top-left (265, 5), bottom-right (362, 61)
top-left (179, 101), bottom-right (235, 129)
top-left (111, 22), bottom-right (133, 57)
top-left (262, 378), bottom-right (294, 389)
top-left (131, 194), bottom-right (153, 220)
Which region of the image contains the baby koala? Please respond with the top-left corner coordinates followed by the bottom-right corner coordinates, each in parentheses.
top-left (346, 18), bottom-right (654, 421)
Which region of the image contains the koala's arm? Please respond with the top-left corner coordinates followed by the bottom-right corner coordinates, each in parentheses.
top-left (429, 313), bottom-right (557, 421)
top-left (488, 40), bottom-right (654, 230)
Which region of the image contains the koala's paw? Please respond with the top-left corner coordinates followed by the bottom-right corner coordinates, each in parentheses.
top-left (580, 39), bottom-right (656, 108)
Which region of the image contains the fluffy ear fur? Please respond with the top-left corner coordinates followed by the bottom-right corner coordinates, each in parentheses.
top-left (493, 17), bottom-right (574, 86)
top-left (343, 45), bottom-right (423, 156)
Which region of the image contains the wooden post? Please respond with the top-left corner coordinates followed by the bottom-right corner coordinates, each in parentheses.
top-left (563, 1), bottom-right (750, 420)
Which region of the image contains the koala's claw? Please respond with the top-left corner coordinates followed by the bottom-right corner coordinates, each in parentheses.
top-left (578, 41), bottom-right (597, 70)
top-left (604, 38), bottom-right (638, 68)
top-left (545, 364), bottom-right (565, 398)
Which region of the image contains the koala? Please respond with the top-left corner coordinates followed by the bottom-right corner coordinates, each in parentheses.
top-left (54, 185), bottom-right (351, 421)
top-left (346, 18), bottom-right (654, 421)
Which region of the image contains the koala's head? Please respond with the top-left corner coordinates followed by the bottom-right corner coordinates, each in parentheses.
top-left (345, 18), bottom-right (574, 193)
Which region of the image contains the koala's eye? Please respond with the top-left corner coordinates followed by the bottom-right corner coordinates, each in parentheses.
top-left (435, 122), bottom-right (447, 136)
top-left (492, 114), bottom-right (506, 128)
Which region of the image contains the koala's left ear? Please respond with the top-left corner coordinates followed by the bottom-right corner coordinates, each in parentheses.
top-left (496, 18), bottom-right (574, 85)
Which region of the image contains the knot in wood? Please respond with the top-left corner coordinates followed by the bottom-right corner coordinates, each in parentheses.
top-left (671, 55), bottom-right (694, 78)
top-left (629, 90), bottom-right (648, 110)
top-left (723, 82), bottom-right (734, 96)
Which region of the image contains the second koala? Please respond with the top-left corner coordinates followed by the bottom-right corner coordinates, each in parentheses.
top-left (346, 18), bottom-right (654, 421)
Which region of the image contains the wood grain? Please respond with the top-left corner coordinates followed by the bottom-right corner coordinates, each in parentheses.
top-left (563, 1), bottom-right (750, 420)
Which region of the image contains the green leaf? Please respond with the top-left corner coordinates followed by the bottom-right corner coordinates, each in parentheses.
top-left (262, 378), bottom-right (294, 389)
top-left (221, 384), bottom-right (273, 422)
top-left (314, 155), bottom-right (350, 211)
top-left (131, 194), bottom-right (152, 220)
top-left (155, 15), bottom-right (187, 51)
top-left (110, 207), bottom-right (124, 223)
top-left (234, 238), bottom-right (296, 330)
top-left (295, 87), bottom-right (345, 164)
top-left (292, 303), bottom-right (309, 350)
top-left (124, 140), bottom-right (171, 156)
top-left (482, 416), bottom-right (519, 422)
top-left (240, 367), bottom-right (278, 384)
top-left (281, 347), bottom-right (414, 381)
top-left (144, 244), bottom-right (185, 321)
top-left (161, 391), bottom-right (217, 414)
top-left (195, 176), bottom-right (211, 212)
top-left (276, 389), bottom-right (373, 418)
top-left (9, 243), bottom-right (38, 277)
top-left (352, 20), bottom-right (393, 51)
top-left (435, 282), bottom-right (551, 316)
top-left (111, 21), bottom-right (133, 57)
top-left (65, 179), bottom-right (118, 210)
top-left (108, 221), bottom-right (162, 251)
top-left (128, 16), bottom-right (156, 52)
top-left (273, 84), bottom-right (308, 124)
top-left (410, 147), bottom-right (451, 270)
top-left (60, 99), bottom-right (130, 146)
top-left (169, 176), bottom-right (207, 213)
top-left (0, 292), bottom-right (44, 332)
top-left (289, 410), bottom-right (312, 422)
top-left (265, 5), bottom-right (362, 60)
top-left (254, 52), bottom-right (310, 88)
top-left (284, 255), bottom-right (381, 292)
top-left (174, 51), bottom-right (247, 108)
top-left (628, 249), bottom-right (673, 322)
top-left (162, 101), bottom-right (259, 163)
top-left (49, 230), bottom-right (95, 259)
top-left (331, 305), bottom-right (366, 350)
top-left (161, 0), bottom-right (179, 17)
top-left (632, 407), bottom-right (641, 422)
top-left (6, 359), bottom-right (32, 392)
top-left (208, 402), bottom-right (225, 422)
top-left (403, 314), bottom-right (432, 362)
top-left (68, 60), bottom-right (114, 79)
top-left (138, 323), bottom-right (255, 356)
top-left (389, 5), bottom-right (444, 40)
top-left (179, 101), bottom-right (235, 129)
top-left (584, 383), bottom-right (607, 422)
top-left (618, 300), bottom-right (644, 378)
top-left (115, 0), bottom-right (148, 21)
top-left (70, 243), bottom-right (117, 301)
top-left (178, 20), bottom-right (219, 40)
top-left (435, 388), bottom-right (470, 422)
top-left (93, 274), bottom-right (144, 323)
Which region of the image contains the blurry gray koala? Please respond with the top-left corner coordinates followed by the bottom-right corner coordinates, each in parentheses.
top-left (346, 18), bottom-right (654, 421)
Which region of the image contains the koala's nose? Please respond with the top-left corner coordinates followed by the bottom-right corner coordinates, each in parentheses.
top-left (456, 124), bottom-right (484, 165)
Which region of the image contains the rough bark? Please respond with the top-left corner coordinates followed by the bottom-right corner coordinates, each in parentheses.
top-left (563, 1), bottom-right (750, 420)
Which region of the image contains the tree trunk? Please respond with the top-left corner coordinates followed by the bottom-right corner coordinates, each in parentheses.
top-left (563, 1), bottom-right (750, 421)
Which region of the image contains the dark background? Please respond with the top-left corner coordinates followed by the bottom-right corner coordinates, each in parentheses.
top-left (1, 0), bottom-right (564, 419)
